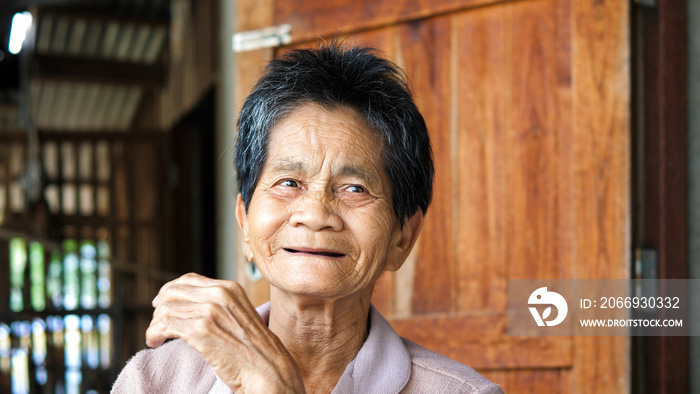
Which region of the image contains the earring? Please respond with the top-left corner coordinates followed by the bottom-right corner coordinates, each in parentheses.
top-left (245, 259), bottom-right (262, 282)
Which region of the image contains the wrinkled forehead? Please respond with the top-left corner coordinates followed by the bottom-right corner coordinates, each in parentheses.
top-left (265, 103), bottom-right (385, 162)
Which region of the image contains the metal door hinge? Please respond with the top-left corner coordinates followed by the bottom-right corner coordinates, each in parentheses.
top-left (634, 248), bottom-right (658, 303)
top-left (233, 24), bottom-right (292, 53)
top-left (634, 248), bottom-right (657, 280)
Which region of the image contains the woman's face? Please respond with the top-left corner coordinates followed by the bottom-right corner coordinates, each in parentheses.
top-left (236, 103), bottom-right (420, 300)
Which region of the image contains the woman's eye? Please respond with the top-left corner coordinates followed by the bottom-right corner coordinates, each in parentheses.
top-left (281, 179), bottom-right (299, 188)
top-left (347, 185), bottom-right (366, 193)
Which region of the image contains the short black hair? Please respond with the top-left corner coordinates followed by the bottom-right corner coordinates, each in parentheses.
top-left (235, 41), bottom-right (434, 225)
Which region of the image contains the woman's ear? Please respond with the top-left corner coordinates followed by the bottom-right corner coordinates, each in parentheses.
top-left (235, 194), bottom-right (254, 261)
top-left (385, 210), bottom-right (424, 272)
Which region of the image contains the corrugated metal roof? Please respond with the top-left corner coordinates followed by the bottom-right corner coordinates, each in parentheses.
top-left (29, 10), bottom-right (167, 131)
top-left (30, 81), bottom-right (143, 130)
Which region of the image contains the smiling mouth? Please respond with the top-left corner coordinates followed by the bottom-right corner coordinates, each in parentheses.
top-left (284, 248), bottom-right (345, 258)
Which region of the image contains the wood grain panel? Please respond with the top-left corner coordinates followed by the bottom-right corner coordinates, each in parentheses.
top-left (454, 5), bottom-right (507, 313)
top-left (274, 0), bottom-right (503, 44)
top-left (396, 17), bottom-right (457, 315)
top-left (479, 371), bottom-right (506, 391)
top-left (504, 0), bottom-right (571, 280)
top-left (390, 313), bottom-right (572, 370)
top-left (571, 0), bottom-right (630, 391)
top-left (504, 368), bottom-right (563, 394)
top-left (571, 0), bottom-right (629, 281)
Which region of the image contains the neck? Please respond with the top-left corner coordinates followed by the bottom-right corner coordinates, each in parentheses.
top-left (267, 289), bottom-right (372, 394)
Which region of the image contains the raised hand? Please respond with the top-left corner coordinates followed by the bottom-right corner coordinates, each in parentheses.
top-left (146, 273), bottom-right (306, 393)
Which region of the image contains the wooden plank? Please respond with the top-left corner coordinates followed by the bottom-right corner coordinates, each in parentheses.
top-left (505, 0), bottom-right (572, 281)
top-left (505, 368), bottom-right (562, 394)
top-left (390, 313), bottom-right (572, 370)
top-left (274, 0), bottom-right (508, 44)
top-left (559, 367), bottom-right (573, 394)
top-left (479, 371), bottom-right (506, 392)
top-left (394, 17), bottom-right (457, 315)
top-left (454, 5), bottom-right (507, 313)
top-left (132, 143), bottom-right (156, 222)
top-left (571, 0), bottom-right (630, 390)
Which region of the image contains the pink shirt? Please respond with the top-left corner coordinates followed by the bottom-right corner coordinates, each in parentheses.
top-left (112, 303), bottom-right (502, 393)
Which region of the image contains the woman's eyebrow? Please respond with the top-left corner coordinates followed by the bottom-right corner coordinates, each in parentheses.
top-left (268, 160), bottom-right (305, 174)
top-left (336, 165), bottom-right (380, 186)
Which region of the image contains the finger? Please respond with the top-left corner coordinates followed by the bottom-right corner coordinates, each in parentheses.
top-left (152, 272), bottom-right (213, 303)
top-left (145, 314), bottom-right (176, 348)
top-left (154, 298), bottom-right (253, 343)
top-left (170, 272), bottom-right (217, 286)
top-left (146, 308), bottom-right (246, 352)
top-left (154, 282), bottom-right (257, 322)
top-left (146, 299), bottom-right (205, 347)
top-left (146, 305), bottom-right (230, 348)
top-left (153, 274), bottom-right (239, 305)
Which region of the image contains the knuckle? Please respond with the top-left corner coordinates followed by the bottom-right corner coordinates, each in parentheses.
top-left (201, 302), bottom-right (221, 319)
top-left (227, 281), bottom-right (245, 297)
top-left (182, 272), bottom-right (199, 280)
top-left (159, 284), bottom-right (175, 299)
top-left (192, 318), bottom-right (209, 334)
top-left (155, 300), bottom-right (170, 314)
top-left (212, 286), bottom-right (230, 300)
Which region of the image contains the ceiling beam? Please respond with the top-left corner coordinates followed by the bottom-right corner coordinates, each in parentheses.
top-left (6, 0), bottom-right (99, 7)
top-left (1, 0), bottom-right (103, 12)
top-left (32, 54), bottom-right (165, 88)
top-left (3, 2), bottom-right (169, 27)
top-left (38, 8), bottom-right (169, 28)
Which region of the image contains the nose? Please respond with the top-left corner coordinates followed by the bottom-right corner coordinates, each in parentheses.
top-left (289, 190), bottom-right (343, 232)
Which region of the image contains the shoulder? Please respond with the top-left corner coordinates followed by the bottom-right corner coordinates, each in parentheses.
top-left (401, 338), bottom-right (503, 394)
top-left (111, 339), bottom-right (220, 393)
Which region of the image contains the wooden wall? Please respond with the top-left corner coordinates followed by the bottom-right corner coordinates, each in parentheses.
top-left (134, 0), bottom-right (219, 130)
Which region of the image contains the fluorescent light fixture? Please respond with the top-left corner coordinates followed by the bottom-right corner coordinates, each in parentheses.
top-left (8, 11), bottom-right (33, 55)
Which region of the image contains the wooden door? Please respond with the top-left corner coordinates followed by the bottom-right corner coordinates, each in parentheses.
top-left (234, 0), bottom-right (630, 392)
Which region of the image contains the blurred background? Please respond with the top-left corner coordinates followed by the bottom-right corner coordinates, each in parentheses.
top-left (0, 0), bottom-right (695, 393)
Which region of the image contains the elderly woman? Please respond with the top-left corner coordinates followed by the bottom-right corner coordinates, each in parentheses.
top-left (112, 43), bottom-right (502, 394)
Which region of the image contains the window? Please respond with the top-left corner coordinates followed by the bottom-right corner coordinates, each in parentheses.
top-left (1, 236), bottom-right (113, 393)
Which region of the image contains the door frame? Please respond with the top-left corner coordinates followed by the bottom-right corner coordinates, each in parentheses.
top-left (631, 0), bottom-right (688, 392)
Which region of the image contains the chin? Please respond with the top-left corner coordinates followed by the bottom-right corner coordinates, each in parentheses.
top-left (270, 278), bottom-right (362, 300)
